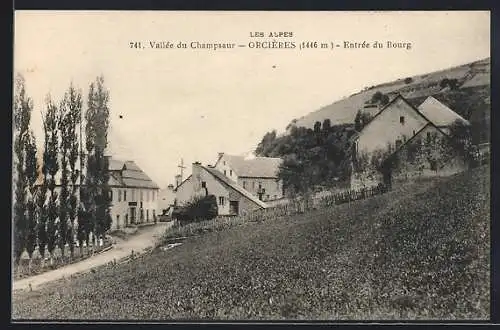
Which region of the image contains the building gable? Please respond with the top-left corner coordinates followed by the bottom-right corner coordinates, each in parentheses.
top-left (356, 95), bottom-right (430, 154)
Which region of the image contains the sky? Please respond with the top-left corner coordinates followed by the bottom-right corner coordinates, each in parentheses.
top-left (14, 11), bottom-right (490, 188)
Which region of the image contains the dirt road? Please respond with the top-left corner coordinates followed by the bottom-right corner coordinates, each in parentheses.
top-left (12, 222), bottom-right (171, 292)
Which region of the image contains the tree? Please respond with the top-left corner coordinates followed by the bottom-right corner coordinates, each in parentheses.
top-left (65, 84), bottom-right (82, 259)
top-left (84, 76), bottom-right (112, 252)
top-left (404, 77), bottom-right (413, 84)
top-left (24, 131), bottom-right (38, 273)
top-left (322, 119), bottom-right (331, 132)
top-left (313, 121), bottom-right (322, 133)
top-left (57, 92), bottom-right (71, 259)
top-left (43, 95), bottom-right (60, 265)
top-left (354, 110), bottom-right (373, 131)
top-left (13, 74), bottom-right (32, 267)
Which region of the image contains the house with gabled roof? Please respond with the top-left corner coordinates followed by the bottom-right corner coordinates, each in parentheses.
top-left (174, 161), bottom-right (267, 216)
top-left (213, 153), bottom-right (284, 202)
top-left (35, 154), bottom-right (160, 230)
top-left (350, 94), bottom-right (470, 189)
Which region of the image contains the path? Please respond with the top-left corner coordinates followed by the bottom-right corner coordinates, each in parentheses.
top-left (12, 222), bottom-right (171, 292)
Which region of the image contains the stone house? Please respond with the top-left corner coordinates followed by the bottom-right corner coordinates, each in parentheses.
top-left (35, 155), bottom-right (159, 231)
top-left (350, 95), bottom-right (470, 189)
top-left (175, 162), bottom-right (267, 216)
top-left (213, 153), bottom-right (284, 202)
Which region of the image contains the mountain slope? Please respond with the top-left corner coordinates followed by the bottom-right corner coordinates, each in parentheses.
top-left (13, 165), bottom-right (490, 320)
top-left (288, 58), bottom-right (490, 131)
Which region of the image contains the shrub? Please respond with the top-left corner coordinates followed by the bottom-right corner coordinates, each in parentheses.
top-left (404, 77), bottom-right (413, 84)
top-left (173, 195), bottom-right (218, 225)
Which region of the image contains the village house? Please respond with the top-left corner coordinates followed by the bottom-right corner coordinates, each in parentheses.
top-left (107, 159), bottom-right (160, 229)
top-left (175, 161), bottom-right (267, 216)
top-left (213, 153), bottom-right (284, 202)
top-left (350, 95), bottom-right (470, 189)
top-left (35, 155), bottom-right (160, 231)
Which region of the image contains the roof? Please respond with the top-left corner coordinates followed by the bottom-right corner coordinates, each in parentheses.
top-left (417, 96), bottom-right (470, 127)
top-left (120, 161), bottom-right (159, 189)
top-left (203, 166), bottom-right (268, 208)
top-left (109, 159), bottom-right (125, 171)
top-left (218, 154), bottom-right (282, 178)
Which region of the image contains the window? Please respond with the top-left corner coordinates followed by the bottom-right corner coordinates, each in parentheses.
top-left (118, 190), bottom-right (122, 202)
top-left (230, 170), bottom-right (233, 176)
top-left (219, 196), bottom-right (225, 205)
top-left (124, 190), bottom-right (127, 201)
top-left (140, 190), bottom-right (143, 201)
top-left (147, 209), bottom-right (149, 221)
top-left (109, 190), bottom-right (113, 201)
top-left (201, 181), bottom-right (206, 188)
top-left (224, 170), bottom-right (227, 175)
top-left (243, 181), bottom-right (247, 189)
top-left (116, 215), bottom-right (120, 229)
top-left (266, 194), bottom-right (270, 200)
top-left (223, 161), bottom-right (226, 165)
top-left (400, 116), bottom-right (405, 124)
top-left (258, 182), bottom-right (262, 189)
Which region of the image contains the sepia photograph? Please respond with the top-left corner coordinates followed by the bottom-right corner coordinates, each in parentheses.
top-left (11, 10), bottom-right (490, 321)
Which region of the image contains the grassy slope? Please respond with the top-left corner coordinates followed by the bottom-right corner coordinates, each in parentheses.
top-left (12, 166), bottom-right (490, 320)
top-left (291, 57), bottom-right (490, 129)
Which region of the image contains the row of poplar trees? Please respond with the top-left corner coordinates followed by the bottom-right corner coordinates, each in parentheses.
top-left (13, 73), bottom-right (112, 271)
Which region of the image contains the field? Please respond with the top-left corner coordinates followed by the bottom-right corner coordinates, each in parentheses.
top-left (12, 165), bottom-right (490, 320)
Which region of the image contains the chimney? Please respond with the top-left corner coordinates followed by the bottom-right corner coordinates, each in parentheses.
top-left (218, 152), bottom-right (224, 159)
top-left (175, 174), bottom-right (182, 188)
top-left (192, 162), bottom-right (203, 193)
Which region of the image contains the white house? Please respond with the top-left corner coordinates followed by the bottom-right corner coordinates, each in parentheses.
top-left (175, 162), bottom-right (267, 216)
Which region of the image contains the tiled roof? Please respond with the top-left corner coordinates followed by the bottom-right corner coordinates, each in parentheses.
top-left (222, 154), bottom-right (282, 178)
top-left (203, 166), bottom-right (267, 209)
top-left (109, 159), bottom-right (125, 171)
top-left (417, 96), bottom-right (470, 127)
top-left (120, 160), bottom-right (159, 189)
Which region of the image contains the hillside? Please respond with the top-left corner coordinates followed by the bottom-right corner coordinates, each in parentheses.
top-left (288, 57), bottom-right (490, 133)
top-left (12, 165), bottom-right (490, 320)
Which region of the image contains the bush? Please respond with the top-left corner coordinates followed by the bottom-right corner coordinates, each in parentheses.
top-left (404, 77), bottom-right (413, 84)
top-left (173, 195), bottom-right (218, 225)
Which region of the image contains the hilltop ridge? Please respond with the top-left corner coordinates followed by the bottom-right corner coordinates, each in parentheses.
top-left (287, 57), bottom-right (490, 132)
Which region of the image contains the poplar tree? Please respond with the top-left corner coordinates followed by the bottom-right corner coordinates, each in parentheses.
top-left (25, 131), bottom-right (38, 273)
top-left (66, 84), bottom-right (82, 259)
top-left (57, 94), bottom-right (71, 259)
top-left (43, 96), bottom-right (60, 265)
top-left (13, 74), bottom-right (32, 268)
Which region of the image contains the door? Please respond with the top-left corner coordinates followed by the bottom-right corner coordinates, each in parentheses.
top-left (229, 201), bottom-right (239, 215)
top-left (130, 207), bottom-right (136, 224)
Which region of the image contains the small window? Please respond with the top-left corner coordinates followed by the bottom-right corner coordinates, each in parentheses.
top-left (124, 190), bottom-right (127, 201)
top-left (400, 116), bottom-right (405, 124)
top-left (266, 194), bottom-right (270, 200)
top-left (219, 196), bottom-right (225, 205)
top-left (243, 181), bottom-right (247, 189)
top-left (109, 190), bottom-right (113, 201)
top-left (224, 170), bottom-right (227, 175)
top-left (147, 209), bottom-right (149, 221)
top-left (230, 170), bottom-right (233, 176)
top-left (201, 181), bottom-right (206, 188)
top-left (118, 190), bottom-right (122, 202)
top-left (223, 161), bottom-right (226, 165)
top-left (140, 190), bottom-right (144, 201)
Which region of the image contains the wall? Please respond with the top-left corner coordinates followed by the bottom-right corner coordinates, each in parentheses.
top-left (158, 186), bottom-right (176, 214)
top-left (357, 97), bottom-right (428, 154)
top-left (175, 164), bottom-right (231, 216)
top-left (237, 177), bottom-right (283, 201)
top-left (352, 124), bottom-right (467, 189)
top-left (227, 185), bottom-right (263, 216)
top-left (214, 155), bottom-right (239, 182)
top-left (109, 186), bottom-right (159, 229)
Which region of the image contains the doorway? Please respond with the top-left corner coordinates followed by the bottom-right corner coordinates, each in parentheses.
top-left (229, 201), bottom-right (239, 215)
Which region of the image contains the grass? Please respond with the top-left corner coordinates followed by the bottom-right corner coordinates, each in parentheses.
top-left (12, 165), bottom-right (490, 320)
